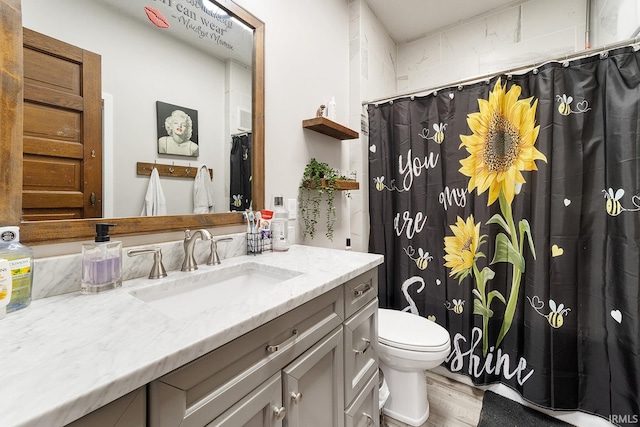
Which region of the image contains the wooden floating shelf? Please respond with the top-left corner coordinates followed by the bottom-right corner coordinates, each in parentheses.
top-left (303, 179), bottom-right (359, 191)
top-left (302, 117), bottom-right (359, 140)
top-left (137, 162), bottom-right (213, 179)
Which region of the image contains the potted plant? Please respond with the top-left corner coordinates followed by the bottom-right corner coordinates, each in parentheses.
top-left (298, 158), bottom-right (344, 241)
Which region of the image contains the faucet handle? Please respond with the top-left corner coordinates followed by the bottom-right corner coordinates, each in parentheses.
top-left (208, 237), bottom-right (234, 265)
top-left (128, 247), bottom-right (168, 279)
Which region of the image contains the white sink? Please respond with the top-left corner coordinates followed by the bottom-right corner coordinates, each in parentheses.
top-left (129, 262), bottom-right (301, 318)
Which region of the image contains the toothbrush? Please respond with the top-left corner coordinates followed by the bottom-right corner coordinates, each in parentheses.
top-left (254, 211), bottom-right (262, 232)
top-left (243, 211), bottom-right (252, 234)
top-left (254, 211), bottom-right (263, 251)
top-left (247, 211), bottom-right (256, 252)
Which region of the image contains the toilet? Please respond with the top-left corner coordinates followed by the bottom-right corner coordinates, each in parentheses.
top-left (377, 308), bottom-right (451, 426)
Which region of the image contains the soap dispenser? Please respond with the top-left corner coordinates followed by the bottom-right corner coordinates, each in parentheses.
top-left (81, 223), bottom-right (122, 294)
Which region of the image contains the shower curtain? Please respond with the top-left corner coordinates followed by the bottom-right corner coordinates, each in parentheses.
top-left (230, 133), bottom-right (252, 211)
top-left (368, 46), bottom-right (639, 426)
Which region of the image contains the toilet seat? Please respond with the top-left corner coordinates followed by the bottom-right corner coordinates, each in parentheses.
top-left (378, 308), bottom-right (450, 352)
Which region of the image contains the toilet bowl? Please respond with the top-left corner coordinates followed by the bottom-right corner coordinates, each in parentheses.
top-left (377, 308), bottom-right (451, 426)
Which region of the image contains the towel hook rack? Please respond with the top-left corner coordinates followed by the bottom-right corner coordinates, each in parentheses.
top-left (136, 162), bottom-right (213, 179)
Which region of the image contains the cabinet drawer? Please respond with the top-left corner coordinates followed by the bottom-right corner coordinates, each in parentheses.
top-left (344, 298), bottom-right (378, 405)
top-left (149, 286), bottom-right (343, 427)
top-left (344, 268), bottom-right (377, 319)
top-left (344, 371), bottom-right (379, 427)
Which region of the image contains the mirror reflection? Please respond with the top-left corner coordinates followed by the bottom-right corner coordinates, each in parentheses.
top-left (21, 0), bottom-right (254, 219)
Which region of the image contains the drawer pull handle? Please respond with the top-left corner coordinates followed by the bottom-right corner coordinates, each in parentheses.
top-left (273, 406), bottom-right (286, 420)
top-left (354, 283), bottom-right (372, 297)
top-left (363, 412), bottom-right (373, 426)
top-left (266, 329), bottom-right (298, 353)
top-left (290, 391), bottom-right (302, 403)
top-left (353, 338), bottom-right (371, 355)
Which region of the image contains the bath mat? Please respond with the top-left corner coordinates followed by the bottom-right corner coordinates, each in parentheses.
top-left (477, 391), bottom-right (575, 427)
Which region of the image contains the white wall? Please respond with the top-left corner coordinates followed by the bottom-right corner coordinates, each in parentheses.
top-left (234, 0), bottom-right (353, 250)
top-left (348, 0), bottom-right (398, 252)
top-left (22, 0), bottom-right (230, 217)
top-left (592, 0), bottom-right (640, 45)
top-left (394, 0), bottom-right (588, 95)
top-left (392, 0), bottom-right (640, 98)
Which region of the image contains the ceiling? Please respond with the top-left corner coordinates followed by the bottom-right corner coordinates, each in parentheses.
top-left (365, 0), bottom-right (524, 43)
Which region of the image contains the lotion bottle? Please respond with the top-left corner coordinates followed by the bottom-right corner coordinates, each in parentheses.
top-left (0, 226), bottom-right (33, 313)
top-left (327, 96), bottom-right (337, 121)
top-left (271, 196), bottom-right (290, 251)
top-left (81, 223), bottom-right (122, 294)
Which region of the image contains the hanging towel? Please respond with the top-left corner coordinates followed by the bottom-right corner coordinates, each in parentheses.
top-left (193, 165), bottom-right (215, 214)
top-left (140, 167), bottom-right (167, 216)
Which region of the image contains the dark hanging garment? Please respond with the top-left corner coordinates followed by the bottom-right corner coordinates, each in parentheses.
top-left (230, 133), bottom-right (252, 211)
top-left (367, 46), bottom-right (640, 426)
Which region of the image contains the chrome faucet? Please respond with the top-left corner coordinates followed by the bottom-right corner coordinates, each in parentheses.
top-left (181, 229), bottom-right (212, 271)
top-left (207, 237), bottom-right (233, 265)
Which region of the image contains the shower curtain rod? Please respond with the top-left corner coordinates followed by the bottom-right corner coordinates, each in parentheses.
top-left (362, 35), bottom-right (640, 106)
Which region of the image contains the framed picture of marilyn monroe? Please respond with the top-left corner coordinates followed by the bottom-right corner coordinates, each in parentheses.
top-left (156, 101), bottom-right (200, 157)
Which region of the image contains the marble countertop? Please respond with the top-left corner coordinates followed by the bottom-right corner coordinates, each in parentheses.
top-left (0, 245), bottom-right (383, 427)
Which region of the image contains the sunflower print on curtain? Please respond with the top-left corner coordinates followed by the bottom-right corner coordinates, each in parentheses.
top-left (368, 46), bottom-right (640, 426)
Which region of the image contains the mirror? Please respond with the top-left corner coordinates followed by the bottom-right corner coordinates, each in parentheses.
top-left (0, 0), bottom-right (264, 244)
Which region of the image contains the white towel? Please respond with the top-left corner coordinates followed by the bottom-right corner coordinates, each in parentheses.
top-left (140, 167), bottom-right (167, 216)
top-left (193, 165), bottom-right (215, 214)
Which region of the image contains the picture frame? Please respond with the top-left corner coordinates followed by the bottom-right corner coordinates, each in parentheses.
top-left (156, 101), bottom-right (199, 157)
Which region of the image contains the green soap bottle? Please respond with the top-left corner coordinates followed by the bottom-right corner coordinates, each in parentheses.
top-left (0, 226), bottom-right (34, 313)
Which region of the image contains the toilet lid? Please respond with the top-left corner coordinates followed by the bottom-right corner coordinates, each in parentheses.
top-left (378, 309), bottom-right (450, 352)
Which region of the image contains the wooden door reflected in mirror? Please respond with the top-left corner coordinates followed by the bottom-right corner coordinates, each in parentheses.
top-left (0, 0), bottom-right (264, 245)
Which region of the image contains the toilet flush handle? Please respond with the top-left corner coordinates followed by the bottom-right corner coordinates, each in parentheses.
top-left (353, 338), bottom-right (371, 355)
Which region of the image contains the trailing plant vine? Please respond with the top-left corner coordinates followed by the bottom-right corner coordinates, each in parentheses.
top-left (298, 158), bottom-right (346, 241)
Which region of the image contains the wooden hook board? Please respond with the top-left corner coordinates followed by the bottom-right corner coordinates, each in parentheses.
top-left (137, 162), bottom-right (213, 179)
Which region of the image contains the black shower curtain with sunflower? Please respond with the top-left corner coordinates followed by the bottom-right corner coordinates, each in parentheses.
top-left (368, 46), bottom-right (640, 426)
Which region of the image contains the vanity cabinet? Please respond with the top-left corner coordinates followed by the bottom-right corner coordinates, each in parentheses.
top-left (148, 268), bottom-right (379, 427)
top-left (149, 286), bottom-right (344, 427)
top-left (68, 266), bottom-right (379, 427)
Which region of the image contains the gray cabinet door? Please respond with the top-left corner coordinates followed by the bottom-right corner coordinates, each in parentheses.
top-left (283, 326), bottom-right (345, 427)
top-left (209, 373), bottom-right (284, 427)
